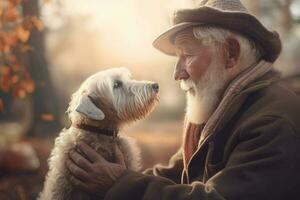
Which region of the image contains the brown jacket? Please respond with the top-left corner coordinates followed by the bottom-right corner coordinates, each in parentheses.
top-left (105, 69), bottom-right (300, 200)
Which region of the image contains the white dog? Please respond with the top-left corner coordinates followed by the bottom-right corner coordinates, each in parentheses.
top-left (39, 67), bottom-right (159, 200)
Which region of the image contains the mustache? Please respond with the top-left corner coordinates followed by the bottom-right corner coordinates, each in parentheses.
top-left (180, 79), bottom-right (196, 91)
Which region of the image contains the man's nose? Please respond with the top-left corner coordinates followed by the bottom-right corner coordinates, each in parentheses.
top-left (173, 60), bottom-right (189, 81)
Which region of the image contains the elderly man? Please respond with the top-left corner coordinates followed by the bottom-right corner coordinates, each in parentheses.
top-left (66, 0), bottom-right (300, 199)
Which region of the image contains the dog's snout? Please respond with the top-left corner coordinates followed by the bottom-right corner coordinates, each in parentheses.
top-left (151, 83), bottom-right (159, 92)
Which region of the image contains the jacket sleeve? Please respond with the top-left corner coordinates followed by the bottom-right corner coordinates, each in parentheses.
top-left (142, 148), bottom-right (184, 183)
top-left (104, 116), bottom-right (300, 200)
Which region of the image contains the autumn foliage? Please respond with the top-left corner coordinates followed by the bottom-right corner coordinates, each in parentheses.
top-left (0, 0), bottom-right (44, 112)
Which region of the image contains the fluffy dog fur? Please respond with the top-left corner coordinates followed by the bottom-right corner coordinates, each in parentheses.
top-left (39, 67), bottom-right (159, 200)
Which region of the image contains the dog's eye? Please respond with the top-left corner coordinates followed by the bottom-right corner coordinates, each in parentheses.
top-left (113, 80), bottom-right (122, 89)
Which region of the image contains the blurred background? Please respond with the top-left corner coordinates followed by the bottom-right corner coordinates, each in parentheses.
top-left (0, 0), bottom-right (299, 199)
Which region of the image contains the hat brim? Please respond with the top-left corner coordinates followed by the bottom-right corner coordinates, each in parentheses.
top-left (153, 22), bottom-right (203, 56)
top-left (153, 6), bottom-right (282, 62)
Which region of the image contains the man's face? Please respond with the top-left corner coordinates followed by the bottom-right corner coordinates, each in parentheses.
top-left (173, 29), bottom-right (221, 82)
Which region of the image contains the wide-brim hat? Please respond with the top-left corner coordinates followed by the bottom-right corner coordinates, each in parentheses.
top-left (153, 0), bottom-right (282, 62)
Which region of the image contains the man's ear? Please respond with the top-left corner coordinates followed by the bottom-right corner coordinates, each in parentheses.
top-left (75, 95), bottom-right (105, 121)
top-left (225, 38), bottom-right (240, 69)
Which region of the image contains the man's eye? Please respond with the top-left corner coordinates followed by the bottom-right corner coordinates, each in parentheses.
top-left (113, 80), bottom-right (123, 89)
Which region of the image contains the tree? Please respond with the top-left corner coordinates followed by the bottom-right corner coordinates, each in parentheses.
top-left (0, 0), bottom-right (61, 136)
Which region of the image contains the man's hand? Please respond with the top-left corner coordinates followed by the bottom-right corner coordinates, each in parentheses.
top-left (66, 141), bottom-right (127, 198)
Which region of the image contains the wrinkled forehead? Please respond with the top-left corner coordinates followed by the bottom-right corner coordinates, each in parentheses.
top-left (174, 28), bottom-right (196, 44)
top-left (174, 28), bottom-right (203, 51)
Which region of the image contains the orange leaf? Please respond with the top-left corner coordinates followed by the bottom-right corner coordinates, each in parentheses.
top-left (9, 0), bottom-right (22, 7)
top-left (7, 54), bottom-right (17, 63)
top-left (14, 87), bottom-right (26, 98)
top-left (2, 32), bottom-right (17, 45)
top-left (1, 32), bottom-right (18, 52)
top-left (3, 7), bottom-right (19, 22)
top-left (31, 16), bottom-right (44, 31)
top-left (0, 76), bottom-right (12, 92)
top-left (0, 7), bottom-right (3, 19)
top-left (16, 26), bottom-right (30, 42)
top-left (1, 66), bottom-right (11, 75)
top-left (11, 75), bottom-right (19, 84)
top-left (41, 113), bottom-right (54, 121)
top-left (0, 98), bottom-right (4, 113)
top-left (22, 17), bottom-right (34, 30)
top-left (19, 44), bottom-right (32, 53)
top-left (12, 62), bottom-right (21, 72)
top-left (0, 41), bottom-right (3, 53)
top-left (22, 78), bottom-right (35, 93)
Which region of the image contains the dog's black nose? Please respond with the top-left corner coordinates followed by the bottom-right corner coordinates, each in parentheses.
top-left (152, 83), bottom-right (159, 92)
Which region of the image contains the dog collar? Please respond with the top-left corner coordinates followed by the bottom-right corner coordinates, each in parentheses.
top-left (73, 124), bottom-right (118, 139)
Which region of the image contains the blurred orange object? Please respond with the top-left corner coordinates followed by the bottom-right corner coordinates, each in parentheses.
top-left (40, 113), bottom-right (55, 121)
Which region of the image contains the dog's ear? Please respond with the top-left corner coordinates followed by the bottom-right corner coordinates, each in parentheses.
top-left (75, 95), bottom-right (105, 121)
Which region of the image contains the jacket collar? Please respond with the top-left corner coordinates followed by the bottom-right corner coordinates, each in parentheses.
top-left (198, 60), bottom-right (279, 147)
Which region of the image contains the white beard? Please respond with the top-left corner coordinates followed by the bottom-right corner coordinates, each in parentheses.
top-left (181, 58), bottom-right (231, 124)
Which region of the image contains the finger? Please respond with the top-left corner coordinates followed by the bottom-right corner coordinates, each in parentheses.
top-left (114, 145), bottom-right (126, 167)
top-left (69, 149), bottom-right (93, 172)
top-left (77, 141), bottom-right (105, 163)
top-left (66, 158), bottom-right (91, 181)
top-left (69, 174), bottom-right (90, 191)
